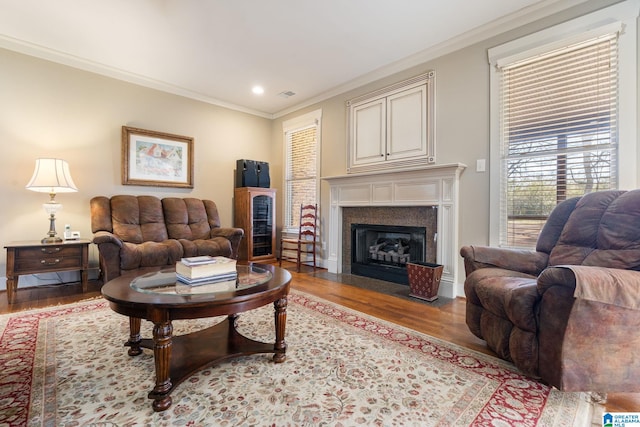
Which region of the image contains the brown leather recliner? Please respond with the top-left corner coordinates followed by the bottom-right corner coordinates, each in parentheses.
top-left (91, 195), bottom-right (244, 283)
top-left (460, 189), bottom-right (640, 393)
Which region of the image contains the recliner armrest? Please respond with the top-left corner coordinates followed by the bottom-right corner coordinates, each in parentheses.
top-left (92, 230), bottom-right (123, 247)
top-left (460, 245), bottom-right (548, 276)
top-left (210, 226), bottom-right (244, 240)
top-left (538, 265), bottom-right (640, 310)
top-left (91, 231), bottom-right (123, 283)
top-left (210, 227), bottom-right (245, 259)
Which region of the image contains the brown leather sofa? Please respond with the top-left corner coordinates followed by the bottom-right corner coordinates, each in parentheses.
top-left (460, 189), bottom-right (640, 393)
top-left (91, 195), bottom-right (244, 282)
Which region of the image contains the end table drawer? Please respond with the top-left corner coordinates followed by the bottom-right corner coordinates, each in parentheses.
top-left (15, 255), bottom-right (82, 272)
top-left (16, 245), bottom-right (82, 258)
top-left (14, 246), bottom-right (83, 273)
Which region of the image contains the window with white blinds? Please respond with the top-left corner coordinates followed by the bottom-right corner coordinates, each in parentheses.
top-left (497, 33), bottom-right (619, 248)
top-left (283, 110), bottom-right (321, 231)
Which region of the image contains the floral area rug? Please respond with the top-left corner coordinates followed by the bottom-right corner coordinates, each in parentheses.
top-left (0, 291), bottom-right (594, 426)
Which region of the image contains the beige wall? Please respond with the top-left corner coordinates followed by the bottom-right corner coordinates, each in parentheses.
top-left (0, 48), bottom-right (274, 280)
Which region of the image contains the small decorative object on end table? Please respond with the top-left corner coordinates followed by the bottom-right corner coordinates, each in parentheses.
top-left (4, 239), bottom-right (91, 304)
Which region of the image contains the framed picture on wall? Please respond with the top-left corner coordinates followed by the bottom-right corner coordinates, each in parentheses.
top-left (121, 126), bottom-right (194, 188)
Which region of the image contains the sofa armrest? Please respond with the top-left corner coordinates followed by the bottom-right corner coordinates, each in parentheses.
top-left (210, 227), bottom-right (245, 259)
top-left (538, 265), bottom-right (640, 310)
top-left (92, 230), bottom-right (124, 247)
top-left (460, 245), bottom-right (548, 277)
top-left (91, 231), bottom-right (124, 283)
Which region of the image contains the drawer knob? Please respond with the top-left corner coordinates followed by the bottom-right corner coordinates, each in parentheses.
top-left (41, 247), bottom-right (61, 253)
top-left (41, 259), bottom-right (60, 265)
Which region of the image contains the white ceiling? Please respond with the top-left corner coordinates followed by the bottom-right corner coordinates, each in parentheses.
top-left (0, 0), bottom-right (585, 117)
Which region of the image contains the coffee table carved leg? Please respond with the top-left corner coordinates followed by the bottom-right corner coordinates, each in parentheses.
top-left (228, 313), bottom-right (239, 330)
top-left (126, 317), bottom-right (142, 356)
top-left (148, 319), bottom-right (173, 412)
top-left (273, 297), bottom-right (288, 363)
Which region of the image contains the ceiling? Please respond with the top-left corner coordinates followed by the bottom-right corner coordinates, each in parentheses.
top-left (0, 0), bottom-right (584, 117)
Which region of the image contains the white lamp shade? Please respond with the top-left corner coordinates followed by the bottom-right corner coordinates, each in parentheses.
top-left (25, 158), bottom-right (78, 193)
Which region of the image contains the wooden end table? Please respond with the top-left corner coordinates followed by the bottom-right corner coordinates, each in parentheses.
top-left (101, 263), bottom-right (291, 412)
top-left (4, 239), bottom-right (91, 304)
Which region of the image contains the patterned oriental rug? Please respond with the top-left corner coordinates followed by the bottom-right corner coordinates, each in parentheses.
top-left (0, 291), bottom-right (596, 426)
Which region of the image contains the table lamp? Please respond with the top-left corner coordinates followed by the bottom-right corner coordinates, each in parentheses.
top-left (25, 158), bottom-right (78, 243)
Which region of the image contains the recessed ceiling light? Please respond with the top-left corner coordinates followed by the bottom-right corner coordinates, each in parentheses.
top-left (252, 86), bottom-right (264, 95)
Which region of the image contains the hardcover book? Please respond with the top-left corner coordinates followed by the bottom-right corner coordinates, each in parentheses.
top-left (176, 256), bottom-right (237, 279)
top-left (181, 256), bottom-right (218, 266)
top-left (176, 271), bottom-right (238, 285)
top-left (175, 278), bottom-right (238, 294)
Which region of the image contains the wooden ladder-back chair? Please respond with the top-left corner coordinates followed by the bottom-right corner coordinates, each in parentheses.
top-left (279, 204), bottom-right (318, 272)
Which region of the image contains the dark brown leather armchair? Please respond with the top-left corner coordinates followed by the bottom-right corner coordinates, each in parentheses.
top-left (460, 189), bottom-right (640, 393)
top-left (91, 195), bottom-right (244, 282)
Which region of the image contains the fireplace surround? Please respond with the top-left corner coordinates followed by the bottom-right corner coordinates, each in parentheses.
top-left (323, 163), bottom-right (466, 298)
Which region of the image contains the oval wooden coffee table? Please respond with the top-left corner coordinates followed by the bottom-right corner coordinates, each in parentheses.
top-left (101, 263), bottom-right (291, 412)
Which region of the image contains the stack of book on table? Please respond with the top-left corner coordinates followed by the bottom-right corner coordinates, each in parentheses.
top-left (176, 256), bottom-right (238, 287)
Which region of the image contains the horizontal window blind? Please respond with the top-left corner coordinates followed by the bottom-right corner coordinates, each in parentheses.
top-left (499, 34), bottom-right (619, 248)
top-left (285, 125), bottom-right (317, 229)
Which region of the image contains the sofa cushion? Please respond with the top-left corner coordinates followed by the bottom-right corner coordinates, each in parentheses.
top-left (90, 196), bottom-right (113, 233)
top-left (549, 190), bottom-right (640, 270)
top-left (179, 238), bottom-right (232, 258)
top-left (470, 273), bottom-right (539, 333)
top-left (535, 196), bottom-right (580, 254)
top-left (163, 197), bottom-right (213, 240)
top-left (111, 195), bottom-right (169, 244)
top-left (464, 268), bottom-right (539, 366)
top-left (120, 240), bottom-right (183, 270)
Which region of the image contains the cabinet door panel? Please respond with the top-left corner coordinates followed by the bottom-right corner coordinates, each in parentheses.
top-left (346, 71), bottom-right (435, 173)
top-left (351, 98), bottom-right (386, 166)
top-left (251, 195), bottom-right (273, 257)
top-left (387, 85), bottom-right (427, 160)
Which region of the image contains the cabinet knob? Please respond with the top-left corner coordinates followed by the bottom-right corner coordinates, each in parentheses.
top-left (41, 258), bottom-right (60, 265)
top-left (41, 247), bottom-right (61, 253)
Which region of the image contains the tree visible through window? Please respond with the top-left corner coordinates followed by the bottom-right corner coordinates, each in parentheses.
top-left (497, 33), bottom-right (619, 248)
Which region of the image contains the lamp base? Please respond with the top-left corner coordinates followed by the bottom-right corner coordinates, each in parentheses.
top-left (42, 236), bottom-right (63, 244)
top-left (41, 211), bottom-right (63, 244)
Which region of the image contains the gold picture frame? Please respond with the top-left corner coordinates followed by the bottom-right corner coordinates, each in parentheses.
top-left (122, 126), bottom-right (194, 188)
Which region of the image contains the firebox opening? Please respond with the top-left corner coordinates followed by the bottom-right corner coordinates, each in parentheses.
top-left (351, 224), bottom-right (427, 285)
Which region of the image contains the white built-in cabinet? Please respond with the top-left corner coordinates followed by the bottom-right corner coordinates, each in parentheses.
top-left (347, 71), bottom-right (435, 173)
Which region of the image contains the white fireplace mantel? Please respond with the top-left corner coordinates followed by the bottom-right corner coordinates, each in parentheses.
top-left (322, 163), bottom-right (466, 298)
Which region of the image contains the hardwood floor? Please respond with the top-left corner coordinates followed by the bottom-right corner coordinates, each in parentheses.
top-left (1, 262), bottom-right (638, 412)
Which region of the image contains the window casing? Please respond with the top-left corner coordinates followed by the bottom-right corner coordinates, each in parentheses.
top-left (282, 109), bottom-right (321, 233)
top-left (488, 1), bottom-right (638, 248)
